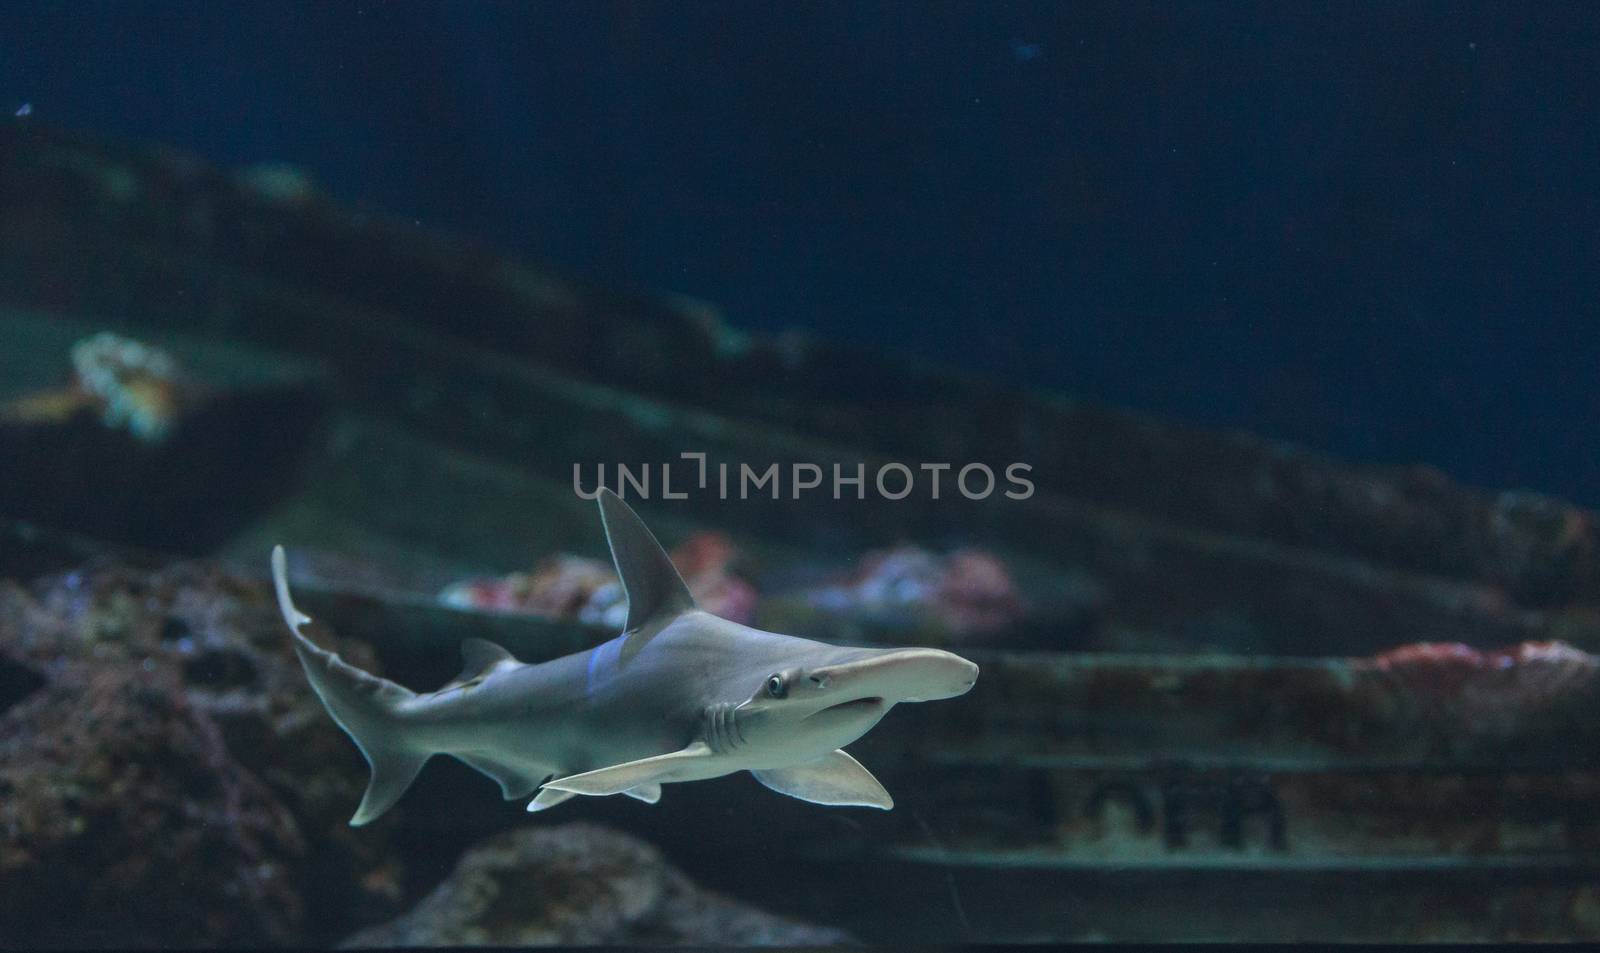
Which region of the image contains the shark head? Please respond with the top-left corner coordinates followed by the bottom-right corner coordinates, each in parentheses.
top-left (729, 645), bottom-right (979, 758)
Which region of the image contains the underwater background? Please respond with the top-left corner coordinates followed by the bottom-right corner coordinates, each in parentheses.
top-left (2, 1), bottom-right (1600, 945)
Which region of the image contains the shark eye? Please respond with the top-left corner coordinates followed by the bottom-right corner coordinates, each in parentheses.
top-left (765, 674), bottom-right (787, 698)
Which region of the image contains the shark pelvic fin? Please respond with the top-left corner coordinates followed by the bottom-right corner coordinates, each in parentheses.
top-left (751, 749), bottom-right (894, 810)
top-left (543, 741), bottom-right (714, 797)
top-left (596, 488), bottom-right (696, 659)
top-left (456, 753), bottom-right (545, 800)
top-left (623, 783), bottom-right (662, 804)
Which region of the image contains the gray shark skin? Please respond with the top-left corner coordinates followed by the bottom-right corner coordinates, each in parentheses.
top-left (272, 488), bottom-right (979, 826)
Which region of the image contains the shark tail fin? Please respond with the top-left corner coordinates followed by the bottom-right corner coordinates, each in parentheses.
top-left (272, 546), bottom-right (429, 826)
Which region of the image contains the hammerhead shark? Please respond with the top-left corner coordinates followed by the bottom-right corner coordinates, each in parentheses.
top-left (272, 489), bottom-right (979, 825)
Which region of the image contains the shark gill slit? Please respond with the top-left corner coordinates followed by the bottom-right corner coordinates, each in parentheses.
top-left (704, 702), bottom-right (743, 755)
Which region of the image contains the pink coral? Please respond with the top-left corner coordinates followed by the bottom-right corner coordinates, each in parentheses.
top-left (1365, 640), bottom-right (1599, 732)
top-left (440, 555), bottom-right (620, 625)
top-left (809, 543), bottom-right (1027, 637)
top-left (936, 549), bottom-right (1028, 635)
top-left (673, 532), bottom-right (758, 624)
top-left (439, 531), bottom-right (756, 626)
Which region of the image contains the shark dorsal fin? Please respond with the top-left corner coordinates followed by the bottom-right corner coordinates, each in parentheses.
top-left (596, 489), bottom-right (696, 655)
top-left (457, 637), bottom-right (517, 683)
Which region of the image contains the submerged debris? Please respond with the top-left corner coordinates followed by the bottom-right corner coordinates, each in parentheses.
top-left (439, 531), bottom-right (757, 625)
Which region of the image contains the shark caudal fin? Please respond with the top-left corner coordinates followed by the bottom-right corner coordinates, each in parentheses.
top-left (272, 546), bottom-right (428, 826)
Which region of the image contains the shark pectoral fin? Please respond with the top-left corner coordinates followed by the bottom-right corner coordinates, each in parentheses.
top-left (751, 749), bottom-right (894, 810)
top-left (595, 489), bottom-right (697, 662)
top-left (526, 787), bottom-right (575, 812)
top-left (455, 754), bottom-right (545, 800)
top-left (543, 741), bottom-right (714, 797)
top-left (623, 783), bottom-right (662, 804)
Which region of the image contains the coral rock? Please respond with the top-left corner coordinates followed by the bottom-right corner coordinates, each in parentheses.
top-left (0, 662), bottom-right (304, 947)
top-left (1365, 640), bottom-right (1600, 735)
top-left (0, 561), bottom-right (411, 945)
top-left (342, 823), bottom-right (851, 947)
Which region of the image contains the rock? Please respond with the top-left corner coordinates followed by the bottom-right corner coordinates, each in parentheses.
top-left (0, 559), bottom-right (411, 945)
top-left (0, 662), bottom-right (303, 947)
top-left (342, 823), bottom-right (852, 947)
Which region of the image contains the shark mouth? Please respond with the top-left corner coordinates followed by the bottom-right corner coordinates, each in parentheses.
top-left (810, 696), bottom-right (884, 718)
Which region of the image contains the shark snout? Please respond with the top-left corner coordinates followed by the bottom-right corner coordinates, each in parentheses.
top-left (812, 648), bottom-right (979, 705)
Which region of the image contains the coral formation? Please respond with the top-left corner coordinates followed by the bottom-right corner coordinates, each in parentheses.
top-left (804, 543), bottom-right (1027, 636)
top-left (0, 562), bottom-right (407, 945)
top-left (1, 331), bottom-right (199, 442)
top-left (69, 331), bottom-right (193, 441)
top-left (440, 530), bottom-right (757, 625)
top-left (440, 536), bottom-right (1022, 638)
top-left (1364, 640), bottom-right (1600, 734)
top-left (0, 662), bottom-right (304, 946)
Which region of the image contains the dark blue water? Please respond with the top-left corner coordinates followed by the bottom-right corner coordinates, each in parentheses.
top-left (4, 1), bottom-right (1597, 501)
